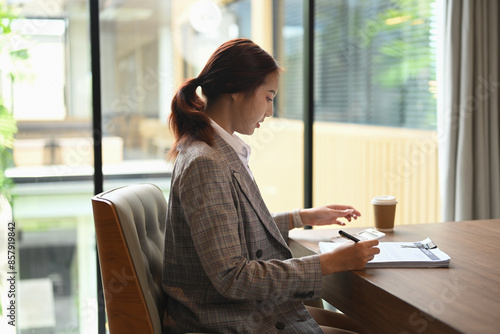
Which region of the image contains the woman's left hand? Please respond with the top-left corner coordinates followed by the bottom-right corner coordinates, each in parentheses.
top-left (300, 205), bottom-right (361, 226)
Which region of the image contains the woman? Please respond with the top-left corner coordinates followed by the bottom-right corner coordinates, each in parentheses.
top-left (162, 38), bottom-right (379, 333)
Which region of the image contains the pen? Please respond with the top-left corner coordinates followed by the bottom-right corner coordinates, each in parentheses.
top-left (339, 230), bottom-right (360, 243)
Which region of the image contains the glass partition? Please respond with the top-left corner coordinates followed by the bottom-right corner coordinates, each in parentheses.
top-left (2, 2), bottom-right (306, 332)
top-left (313, 0), bottom-right (440, 228)
top-left (2, 1), bottom-right (97, 333)
top-left (1, 1), bottom-right (440, 333)
top-left (99, 0), bottom-right (304, 212)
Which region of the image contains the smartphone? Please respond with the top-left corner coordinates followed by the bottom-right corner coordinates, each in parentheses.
top-left (354, 228), bottom-right (385, 241)
top-left (330, 228), bottom-right (385, 243)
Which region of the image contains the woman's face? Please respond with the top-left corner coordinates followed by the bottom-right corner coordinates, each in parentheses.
top-left (231, 73), bottom-right (279, 136)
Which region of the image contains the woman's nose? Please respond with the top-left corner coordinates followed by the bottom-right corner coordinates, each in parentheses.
top-left (266, 104), bottom-right (274, 117)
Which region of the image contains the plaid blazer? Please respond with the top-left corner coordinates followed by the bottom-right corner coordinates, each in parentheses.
top-left (162, 133), bottom-right (323, 333)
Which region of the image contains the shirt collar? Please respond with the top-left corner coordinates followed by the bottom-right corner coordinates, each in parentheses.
top-left (209, 119), bottom-right (252, 164)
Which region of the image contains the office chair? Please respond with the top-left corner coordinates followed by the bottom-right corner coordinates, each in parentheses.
top-left (91, 183), bottom-right (166, 334)
top-left (91, 183), bottom-right (320, 333)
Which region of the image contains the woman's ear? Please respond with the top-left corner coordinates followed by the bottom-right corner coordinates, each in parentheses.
top-left (231, 92), bottom-right (244, 103)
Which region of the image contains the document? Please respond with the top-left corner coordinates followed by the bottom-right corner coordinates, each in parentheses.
top-left (319, 239), bottom-right (451, 268)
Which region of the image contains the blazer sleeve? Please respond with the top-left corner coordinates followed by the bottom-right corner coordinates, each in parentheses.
top-left (272, 212), bottom-right (291, 241)
top-left (179, 155), bottom-right (322, 303)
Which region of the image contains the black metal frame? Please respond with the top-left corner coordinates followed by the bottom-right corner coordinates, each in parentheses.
top-left (89, 1), bottom-right (105, 333)
top-left (303, 0), bottom-right (315, 221)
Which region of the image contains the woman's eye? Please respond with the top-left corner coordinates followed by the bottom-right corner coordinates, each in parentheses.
top-left (267, 97), bottom-right (273, 102)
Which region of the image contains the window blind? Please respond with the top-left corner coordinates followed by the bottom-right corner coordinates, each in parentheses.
top-left (277, 0), bottom-right (437, 130)
top-left (275, 0), bottom-right (304, 120)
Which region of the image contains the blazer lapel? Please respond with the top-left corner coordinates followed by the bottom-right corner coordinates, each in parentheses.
top-left (213, 134), bottom-right (290, 250)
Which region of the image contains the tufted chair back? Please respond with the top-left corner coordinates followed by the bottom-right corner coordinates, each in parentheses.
top-left (92, 183), bottom-right (166, 334)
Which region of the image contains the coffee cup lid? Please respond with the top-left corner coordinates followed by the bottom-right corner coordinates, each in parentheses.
top-left (371, 195), bottom-right (397, 205)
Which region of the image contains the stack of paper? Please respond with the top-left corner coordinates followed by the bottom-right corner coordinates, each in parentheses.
top-left (318, 240), bottom-right (451, 268)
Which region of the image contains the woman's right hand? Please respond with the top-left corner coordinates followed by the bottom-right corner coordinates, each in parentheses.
top-left (319, 239), bottom-right (380, 275)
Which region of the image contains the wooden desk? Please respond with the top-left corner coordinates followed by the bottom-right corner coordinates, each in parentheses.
top-left (289, 220), bottom-right (500, 334)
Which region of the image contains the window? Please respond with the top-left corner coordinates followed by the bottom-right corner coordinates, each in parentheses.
top-left (2, 1), bottom-right (305, 332)
top-left (3, 7), bottom-right (97, 334)
top-left (273, 0), bottom-right (304, 120)
top-left (1, 1), bottom-right (440, 332)
top-left (311, 0), bottom-right (440, 227)
top-left (273, 0), bottom-right (439, 227)
top-left (314, 0), bottom-right (437, 129)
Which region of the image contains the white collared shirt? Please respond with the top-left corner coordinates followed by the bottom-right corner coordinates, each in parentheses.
top-left (210, 119), bottom-right (254, 180)
top-left (210, 119), bottom-right (304, 228)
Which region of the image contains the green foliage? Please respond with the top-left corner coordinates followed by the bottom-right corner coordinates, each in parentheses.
top-left (360, 0), bottom-right (435, 88)
top-left (0, 1), bottom-right (24, 204)
top-left (10, 48), bottom-right (29, 60)
top-left (0, 103), bottom-right (16, 148)
top-left (0, 102), bottom-right (17, 203)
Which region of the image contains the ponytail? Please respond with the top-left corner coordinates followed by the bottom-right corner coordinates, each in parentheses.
top-left (167, 77), bottom-right (214, 160)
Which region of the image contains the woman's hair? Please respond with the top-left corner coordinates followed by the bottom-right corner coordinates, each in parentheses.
top-left (167, 38), bottom-right (281, 160)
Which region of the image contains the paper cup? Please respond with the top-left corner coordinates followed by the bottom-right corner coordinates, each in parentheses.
top-left (372, 195), bottom-right (397, 232)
